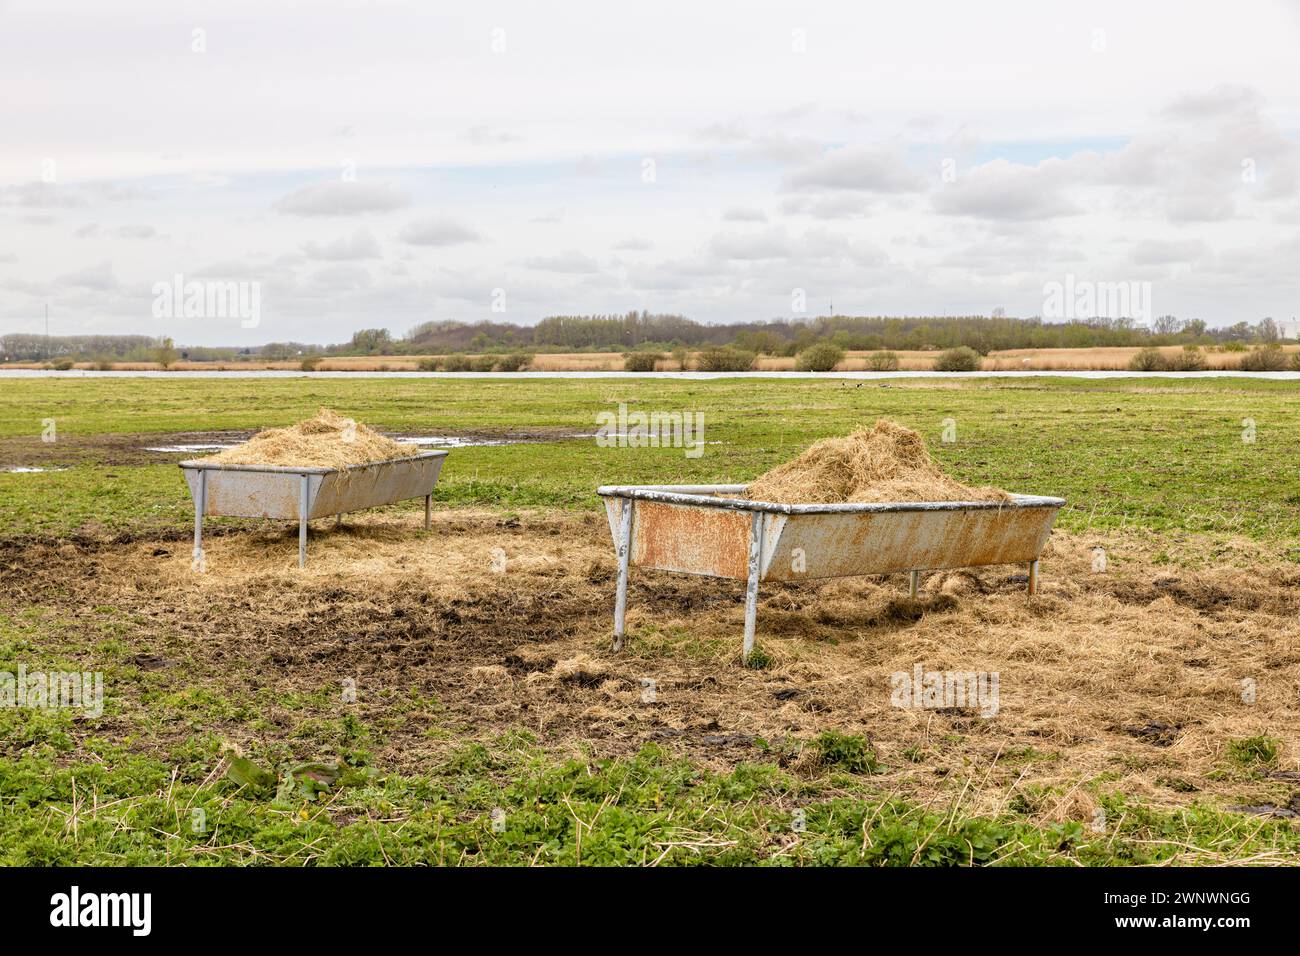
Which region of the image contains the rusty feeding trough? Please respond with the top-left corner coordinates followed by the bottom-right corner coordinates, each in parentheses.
top-left (181, 451), bottom-right (447, 568)
top-left (597, 484), bottom-right (1065, 663)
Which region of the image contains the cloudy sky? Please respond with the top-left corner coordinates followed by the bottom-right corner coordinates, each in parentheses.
top-left (2, 0), bottom-right (1298, 345)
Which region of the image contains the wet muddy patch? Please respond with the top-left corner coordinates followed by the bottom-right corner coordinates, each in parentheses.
top-left (0, 426), bottom-right (598, 469)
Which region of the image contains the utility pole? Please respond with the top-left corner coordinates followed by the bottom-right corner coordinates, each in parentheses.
top-left (45, 303), bottom-right (50, 361)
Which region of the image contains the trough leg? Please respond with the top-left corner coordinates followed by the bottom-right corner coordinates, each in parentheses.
top-left (298, 474), bottom-right (309, 569)
top-left (192, 469), bottom-right (206, 572)
top-left (612, 499), bottom-right (634, 651)
top-left (336, 512), bottom-right (343, 530)
top-left (424, 494), bottom-right (432, 531)
top-left (742, 512), bottom-right (764, 664)
top-left (1027, 559), bottom-right (1039, 596)
top-left (908, 570), bottom-right (920, 598)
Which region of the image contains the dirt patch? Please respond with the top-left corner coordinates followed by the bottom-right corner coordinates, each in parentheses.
top-left (0, 431), bottom-right (255, 469)
top-left (2, 510), bottom-right (1298, 826)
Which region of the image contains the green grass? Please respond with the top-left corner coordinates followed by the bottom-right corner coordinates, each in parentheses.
top-left (4, 734), bottom-right (1296, 866)
top-left (2, 375), bottom-right (1299, 540)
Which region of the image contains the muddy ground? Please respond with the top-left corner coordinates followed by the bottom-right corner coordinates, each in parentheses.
top-left (3, 508), bottom-right (1298, 823)
top-left (0, 426), bottom-right (591, 469)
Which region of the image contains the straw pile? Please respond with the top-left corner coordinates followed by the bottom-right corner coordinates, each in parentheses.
top-left (203, 408), bottom-right (412, 468)
top-left (746, 419), bottom-right (1009, 504)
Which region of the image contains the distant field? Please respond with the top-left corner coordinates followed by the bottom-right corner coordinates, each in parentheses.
top-left (7, 343), bottom-right (1299, 373)
top-left (2, 374), bottom-right (1297, 540)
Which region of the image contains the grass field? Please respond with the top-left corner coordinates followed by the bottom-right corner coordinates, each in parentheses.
top-left (1, 375), bottom-right (1298, 865)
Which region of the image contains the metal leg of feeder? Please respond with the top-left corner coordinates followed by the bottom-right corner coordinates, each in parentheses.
top-left (298, 474), bottom-right (309, 568)
top-left (1027, 559), bottom-right (1039, 596)
top-left (742, 511), bottom-right (764, 663)
top-left (612, 498), bottom-right (634, 651)
top-left (193, 469), bottom-right (206, 568)
top-left (335, 512), bottom-right (343, 529)
top-left (424, 494), bottom-right (432, 531)
top-left (908, 570), bottom-right (920, 598)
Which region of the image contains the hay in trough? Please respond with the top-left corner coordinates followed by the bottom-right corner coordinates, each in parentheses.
top-left (746, 419), bottom-right (1009, 504)
top-left (203, 408), bottom-right (412, 469)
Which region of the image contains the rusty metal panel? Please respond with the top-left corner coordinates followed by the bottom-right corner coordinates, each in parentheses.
top-left (599, 484), bottom-right (1063, 582)
top-left (604, 497), bottom-right (753, 579)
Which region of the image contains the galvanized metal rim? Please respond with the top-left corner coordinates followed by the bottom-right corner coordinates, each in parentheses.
top-left (178, 449), bottom-right (448, 475)
top-left (596, 483), bottom-right (1066, 515)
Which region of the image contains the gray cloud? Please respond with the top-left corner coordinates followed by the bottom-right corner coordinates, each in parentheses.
top-left (55, 261), bottom-right (118, 291)
top-left (275, 181), bottom-right (411, 216)
top-left (116, 224), bottom-right (156, 239)
top-left (1129, 238), bottom-right (1211, 266)
top-left (709, 228), bottom-right (792, 260)
top-left (398, 217), bottom-right (482, 246)
top-left (1, 182), bottom-right (84, 208)
top-left (933, 158), bottom-right (1081, 221)
top-left (782, 146), bottom-right (924, 193)
top-left (520, 250), bottom-right (600, 273)
top-left (302, 228), bottom-right (382, 261)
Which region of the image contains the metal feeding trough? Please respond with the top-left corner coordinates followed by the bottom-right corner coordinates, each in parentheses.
top-left (181, 451), bottom-right (447, 568)
top-left (597, 484), bottom-right (1066, 662)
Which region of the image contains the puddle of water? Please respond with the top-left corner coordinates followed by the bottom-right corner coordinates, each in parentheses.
top-left (144, 436), bottom-right (520, 453)
top-left (5, 466), bottom-right (68, 473)
top-left (397, 435), bottom-right (516, 448)
top-left (140, 431), bottom-right (688, 456)
top-left (143, 443), bottom-right (236, 453)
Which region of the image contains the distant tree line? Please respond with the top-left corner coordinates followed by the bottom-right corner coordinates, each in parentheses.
top-left (364, 312), bottom-right (1293, 356)
top-left (2, 312), bottom-right (1293, 363)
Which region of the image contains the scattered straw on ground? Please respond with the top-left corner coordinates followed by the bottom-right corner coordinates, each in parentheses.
top-left (202, 408), bottom-right (412, 468)
top-left (746, 418), bottom-right (1009, 504)
top-left (6, 509), bottom-right (1298, 835)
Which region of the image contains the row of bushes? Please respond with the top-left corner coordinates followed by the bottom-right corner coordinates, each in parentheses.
top-left (620, 344), bottom-right (977, 372)
top-left (1128, 345), bottom-right (1300, 372)
top-left (416, 353), bottom-right (533, 372)
top-left (623, 347), bottom-right (759, 371)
